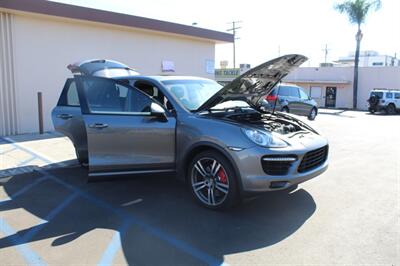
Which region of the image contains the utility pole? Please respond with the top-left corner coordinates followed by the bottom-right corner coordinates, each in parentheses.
top-left (322, 44), bottom-right (330, 63)
top-left (227, 21), bottom-right (242, 69)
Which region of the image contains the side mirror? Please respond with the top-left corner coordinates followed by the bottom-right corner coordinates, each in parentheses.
top-left (150, 102), bottom-right (167, 121)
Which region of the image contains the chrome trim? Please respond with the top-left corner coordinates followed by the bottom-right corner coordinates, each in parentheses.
top-left (89, 169), bottom-right (175, 177)
top-left (228, 146), bottom-right (244, 151)
top-left (262, 157), bottom-right (297, 162)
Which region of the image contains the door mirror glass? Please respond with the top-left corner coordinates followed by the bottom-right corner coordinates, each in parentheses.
top-left (150, 102), bottom-right (167, 121)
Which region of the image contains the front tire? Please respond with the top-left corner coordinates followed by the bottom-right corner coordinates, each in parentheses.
top-left (308, 108), bottom-right (317, 120)
top-left (188, 151), bottom-right (240, 210)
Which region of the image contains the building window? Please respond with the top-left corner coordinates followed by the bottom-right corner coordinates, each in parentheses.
top-left (372, 62), bottom-right (384, 66)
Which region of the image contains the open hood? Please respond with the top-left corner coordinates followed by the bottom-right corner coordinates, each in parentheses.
top-left (197, 54), bottom-right (308, 112)
top-left (67, 59), bottom-right (139, 78)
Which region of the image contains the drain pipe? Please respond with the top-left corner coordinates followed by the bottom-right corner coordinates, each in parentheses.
top-left (37, 92), bottom-right (44, 134)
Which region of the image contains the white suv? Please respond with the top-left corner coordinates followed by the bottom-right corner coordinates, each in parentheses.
top-left (368, 89), bottom-right (400, 114)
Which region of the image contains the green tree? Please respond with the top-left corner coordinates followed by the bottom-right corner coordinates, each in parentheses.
top-left (335, 0), bottom-right (381, 109)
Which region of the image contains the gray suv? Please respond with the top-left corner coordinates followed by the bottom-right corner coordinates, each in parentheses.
top-left (52, 55), bottom-right (329, 209)
top-left (262, 84), bottom-right (318, 120)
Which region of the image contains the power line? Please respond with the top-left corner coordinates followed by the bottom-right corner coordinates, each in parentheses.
top-left (227, 21), bottom-right (242, 69)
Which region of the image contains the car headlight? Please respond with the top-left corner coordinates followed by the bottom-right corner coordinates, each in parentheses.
top-left (242, 128), bottom-right (287, 148)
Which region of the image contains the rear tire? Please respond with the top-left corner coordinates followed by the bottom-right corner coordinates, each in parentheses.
top-left (387, 104), bottom-right (396, 115)
top-left (281, 106), bottom-right (289, 113)
top-left (188, 150), bottom-right (240, 210)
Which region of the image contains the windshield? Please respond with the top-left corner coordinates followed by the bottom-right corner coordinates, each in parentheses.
top-left (162, 79), bottom-right (222, 111)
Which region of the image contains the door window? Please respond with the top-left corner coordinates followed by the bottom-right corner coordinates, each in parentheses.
top-left (290, 87), bottom-right (300, 98)
top-left (394, 93), bottom-right (400, 99)
top-left (386, 93), bottom-right (393, 99)
top-left (80, 77), bottom-right (152, 114)
top-left (58, 79), bottom-right (80, 106)
top-left (299, 88), bottom-right (309, 100)
top-left (277, 86), bottom-right (291, 96)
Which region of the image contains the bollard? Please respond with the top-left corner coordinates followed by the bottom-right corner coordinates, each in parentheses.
top-left (37, 92), bottom-right (44, 134)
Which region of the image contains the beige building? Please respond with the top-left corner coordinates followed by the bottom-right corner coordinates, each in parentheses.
top-left (0, 0), bottom-right (232, 136)
top-left (284, 66), bottom-right (400, 110)
top-left (215, 65), bottom-right (400, 110)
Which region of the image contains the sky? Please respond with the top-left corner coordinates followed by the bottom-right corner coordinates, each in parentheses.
top-left (50, 0), bottom-right (400, 68)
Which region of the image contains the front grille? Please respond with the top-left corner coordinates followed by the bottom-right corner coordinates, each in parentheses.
top-left (261, 155), bottom-right (297, 176)
top-left (298, 145), bottom-right (328, 173)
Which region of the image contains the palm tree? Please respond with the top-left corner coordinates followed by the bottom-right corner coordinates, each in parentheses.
top-left (335, 0), bottom-right (381, 109)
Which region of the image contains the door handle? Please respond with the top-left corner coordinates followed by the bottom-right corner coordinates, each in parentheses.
top-left (89, 123), bottom-right (108, 129)
top-left (57, 114), bottom-right (73, 119)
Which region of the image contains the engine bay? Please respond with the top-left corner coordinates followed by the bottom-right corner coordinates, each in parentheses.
top-left (207, 108), bottom-right (307, 135)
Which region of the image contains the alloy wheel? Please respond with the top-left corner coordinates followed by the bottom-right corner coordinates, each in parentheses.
top-left (191, 157), bottom-right (229, 206)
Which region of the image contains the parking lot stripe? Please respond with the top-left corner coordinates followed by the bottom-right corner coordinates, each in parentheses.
top-left (0, 217), bottom-right (47, 266)
top-left (2, 137), bottom-right (67, 167)
top-left (97, 220), bottom-right (131, 266)
top-left (0, 147), bottom-right (16, 155)
top-left (37, 168), bottom-right (224, 265)
top-left (17, 156), bottom-right (36, 167)
top-left (2, 138), bottom-right (223, 266)
top-left (22, 192), bottom-right (79, 242)
top-left (0, 176), bottom-right (48, 205)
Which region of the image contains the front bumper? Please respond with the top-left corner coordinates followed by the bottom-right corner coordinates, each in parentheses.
top-left (229, 134), bottom-right (329, 192)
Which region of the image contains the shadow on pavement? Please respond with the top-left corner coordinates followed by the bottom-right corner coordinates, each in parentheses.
top-left (318, 109), bottom-right (355, 118)
top-left (0, 162), bottom-right (316, 265)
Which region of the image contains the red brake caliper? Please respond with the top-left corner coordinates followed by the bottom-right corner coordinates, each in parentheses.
top-left (217, 168), bottom-right (227, 184)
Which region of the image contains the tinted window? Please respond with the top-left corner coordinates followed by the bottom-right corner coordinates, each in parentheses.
top-left (58, 79), bottom-right (80, 106)
top-left (82, 77), bottom-right (151, 113)
top-left (66, 81), bottom-right (80, 106)
top-left (386, 93), bottom-right (393, 99)
top-left (299, 88), bottom-right (309, 100)
top-left (290, 87), bottom-right (300, 98)
top-left (395, 93), bottom-right (400, 99)
top-left (277, 86), bottom-right (291, 96)
top-left (277, 86), bottom-right (299, 97)
top-left (371, 91), bottom-right (383, 98)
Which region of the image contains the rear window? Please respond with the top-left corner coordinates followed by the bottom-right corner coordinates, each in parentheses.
top-left (395, 93), bottom-right (400, 99)
top-left (386, 93), bottom-right (393, 99)
top-left (277, 86), bottom-right (299, 97)
top-left (370, 91), bottom-right (383, 98)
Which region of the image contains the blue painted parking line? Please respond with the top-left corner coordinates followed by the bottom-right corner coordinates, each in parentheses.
top-left (1, 137), bottom-right (52, 164)
top-left (39, 168), bottom-right (223, 266)
top-left (17, 156), bottom-right (36, 167)
top-left (97, 220), bottom-right (132, 266)
top-left (22, 192), bottom-right (79, 242)
top-left (0, 217), bottom-right (47, 266)
top-left (0, 176), bottom-right (48, 205)
top-left (0, 147), bottom-right (16, 155)
top-left (2, 137), bottom-right (223, 266)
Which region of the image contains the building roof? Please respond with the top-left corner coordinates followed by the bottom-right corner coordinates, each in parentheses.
top-left (284, 79), bottom-right (351, 84)
top-left (0, 0), bottom-right (234, 43)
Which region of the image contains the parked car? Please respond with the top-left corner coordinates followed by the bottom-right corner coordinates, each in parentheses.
top-left (261, 84), bottom-right (318, 120)
top-left (367, 89), bottom-right (400, 114)
top-left (52, 55), bottom-right (329, 209)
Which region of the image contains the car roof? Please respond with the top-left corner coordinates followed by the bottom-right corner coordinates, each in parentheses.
top-left (115, 75), bottom-right (214, 82)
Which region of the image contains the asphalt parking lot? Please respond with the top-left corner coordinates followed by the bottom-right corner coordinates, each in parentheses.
top-left (1, 109), bottom-right (399, 265)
